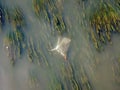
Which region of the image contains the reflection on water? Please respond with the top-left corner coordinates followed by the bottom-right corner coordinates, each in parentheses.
top-left (50, 37), bottom-right (71, 60)
top-left (0, 0), bottom-right (120, 90)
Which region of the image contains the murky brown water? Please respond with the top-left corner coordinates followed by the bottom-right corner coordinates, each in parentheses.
top-left (0, 0), bottom-right (120, 90)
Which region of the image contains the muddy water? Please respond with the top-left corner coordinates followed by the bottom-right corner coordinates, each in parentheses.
top-left (0, 0), bottom-right (120, 90)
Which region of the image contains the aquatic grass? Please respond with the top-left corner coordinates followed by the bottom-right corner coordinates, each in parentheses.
top-left (12, 8), bottom-right (25, 28)
top-left (79, 66), bottom-right (93, 90)
top-left (33, 0), bottom-right (67, 35)
top-left (27, 38), bottom-right (40, 64)
top-left (4, 29), bottom-right (26, 65)
top-left (5, 7), bottom-right (26, 29)
top-left (90, 3), bottom-right (120, 50)
top-left (115, 0), bottom-right (120, 9)
top-left (28, 70), bottom-right (40, 88)
top-left (49, 76), bottom-right (63, 90)
top-left (33, 0), bottom-right (45, 13)
top-left (27, 38), bottom-right (33, 63)
top-left (37, 41), bottom-right (49, 66)
top-left (70, 78), bottom-right (79, 90)
top-left (27, 38), bottom-right (49, 66)
top-left (33, 0), bottom-right (51, 22)
top-left (60, 62), bottom-right (81, 90)
top-left (52, 13), bottom-right (67, 34)
top-left (0, 4), bottom-right (6, 31)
